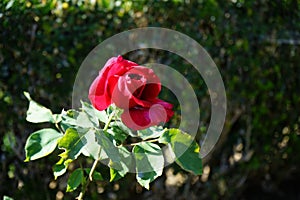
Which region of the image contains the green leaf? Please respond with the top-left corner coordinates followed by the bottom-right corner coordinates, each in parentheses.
top-left (107, 125), bottom-right (129, 144)
top-left (5, 0), bottom-right (15, 10)
top-left (81, 101), bottom-right (108, 124)
top-left (24, 92), bottom-right (55, 123)
top-left (84, 168), bottom-right (103, 181)
top-left (61, 109), bottom-right (95, 128)
top-left (66, 168), bottom-right (84, 192)
top-left (57, 128), bottom-right (87, 160)
top-left (3, 195), bottom-right (14, 200)
top-left (81, 129), bottom-right (108, 160)
top-left (133, 142), bottom-right (164, 189)
top-left (137, 126), bottom-right (165, 140)
top-left (53, 114), bottom-right (62, 123)
top-left (66, 168), bottom-right (103, 192)
top-left (76, 112), bottom-right (95, 128)
top-left (110, 121), bottom-right (133, 137)
top-left (95, 129), bottom-right (121, 163)
top-left (53, 157), bottom-right (72, 179)
top-left (60, 109), bottom-right (79, 130)
top-left (159, 129), bottom-right (202, 175)
top-left (110, 146), bottom-right (133, 181)
top-left (110, 168), bottom-right (122, 182)
top-left (25, 128), bottom-right (63, 161)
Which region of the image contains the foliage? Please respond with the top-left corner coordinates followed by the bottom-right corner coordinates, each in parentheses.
top-left (22, 92), bottom-right (202, 198)
top-left (1, 0), bottom-right (300, 199)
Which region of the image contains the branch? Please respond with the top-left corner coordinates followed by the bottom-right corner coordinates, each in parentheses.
top-left (76, 110), bottom-right (115, 200)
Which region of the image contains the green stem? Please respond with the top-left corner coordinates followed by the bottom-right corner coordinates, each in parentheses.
top-left (55, 122), bottom-right (64, 134)
top-left (76, 110), bottom-right (115, 200)
top-left (89, 148), bottom-right (100, 181)
top-left (103, 110), bottom-right (115, 131)
top-left (77, 192), bottom-right (83, 200)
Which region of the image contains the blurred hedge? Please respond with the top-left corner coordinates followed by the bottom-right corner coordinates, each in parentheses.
top-left (1, 0), bottom-right (300, 199)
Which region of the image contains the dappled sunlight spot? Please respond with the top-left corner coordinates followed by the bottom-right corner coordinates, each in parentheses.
top-left (294, 124), bottom-right (300, 135)
top-left (282, 126), bottom-right (290, 135)
top-left (165, 168), bottom-right (187, 187)
top-left (233, 152), bottom-right (243, 162)
top-left (191, 175), bottom-right (199, 185)
top-left (228, 141), bottom-right (245, 164)
top-left (113, 183), bottom-right (120, 191)
top-left (278, 136), bottom-right (289, 149)
top-left (282, 153), bottom-right (288, 159)
top-left (56, 191), bottom-right (64, 200)
top-left (235, 142), bottom-right (243, 152)
top-left (201, 165), bottom-right (210, 182)
top-left (18, 180), bottom-right (24, 190)
top-left (49, 180), bottom-right (57, 189)
top-left (108, 192), bottom-right (117, 200)
top-left (22, 168), bottom-right (28, 175)
top-left (97, 186), bottom-right (104, 194)
top-left (218, 179), bottom-right (227, 196)
top-left (229, 156), bottom-right (234, 166)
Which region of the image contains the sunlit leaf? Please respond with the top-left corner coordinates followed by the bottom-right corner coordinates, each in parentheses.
top-left (159, 129), bottom-right (202, 175)
top-left (53, 114), bottom-right (62, 123)
top-left (60, 109), bottom-right (79, 130)
top-left (81, 129), bottom-right (108, 160)
top-left (5, 0), bottom-right (15, 10)
top-left (25, 128), bottom-right (63, 161)
top-left (61, 108), bottom-right (96, 128)
top-left (133, 142), bottom-right (164, 189)
top-left (107, 125), bottom-right (129, 144)
top-left (110, 168), bottom-right (123, 182)
top-left (137, 126), bottom-right (165, 140)
top-left (76, 112), bottom-right (95, 128)
top-left (95, 129), bottom-right (121, 163)
top-left (110, 146), bottom-right (133, 181)
top-left (57, 128), bottom-right (87, 160)
top-left (24, 92), bottom-right (55, 123)
top-left (53, 158), bottom-right (72, 180)
top-left (81, 101), bottom-right (108, 124)
top-left (110, 121), bottom-right (133, 137)
top-left (3, 195), bottom-right (14, 200)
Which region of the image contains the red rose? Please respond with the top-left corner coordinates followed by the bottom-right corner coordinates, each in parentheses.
top-left (89, 56), bottom-right (138, 110)
top-left (89, 56), bottom-right (174, 130)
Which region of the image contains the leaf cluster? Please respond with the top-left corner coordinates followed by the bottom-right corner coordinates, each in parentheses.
top-left (24, 92), bottom-right (202, 192)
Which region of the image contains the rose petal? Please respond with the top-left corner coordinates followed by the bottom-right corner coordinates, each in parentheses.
top-left (141, 83), bottom-right (161, 100)
top-left (150, 99), bottom-right (174, 110)
top-left (112, 81), bottom-right (152, 109)
top-left (107, 56), bottom-right (138, 78)
top-left (112, 74), bottom-right (150, 109)
top-left (130, 66), bottom-right (161, 100)
top-left (150, 99), bottom-right (174, 122)
top-left (121, 99), bottom-right (174, 130)
top-left (121, 108), bottom-right (151, 130)
top-left (106, 57), bottom-right (137, 96)
top-left (89, 56), bottom-right (138, 111)
top-left (111, 66), bottom-right (161, 109)
top-left (89, 94), bottom-right (112, 111)
top-left (89, 70), bottom-right (111, 110)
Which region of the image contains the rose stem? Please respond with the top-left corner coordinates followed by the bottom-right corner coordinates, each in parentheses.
top-left (76, 110), bottom-right (115, 200)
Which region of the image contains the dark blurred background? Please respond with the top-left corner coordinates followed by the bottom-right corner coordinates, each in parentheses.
top-left (1, 0), bottom-right (300, 199)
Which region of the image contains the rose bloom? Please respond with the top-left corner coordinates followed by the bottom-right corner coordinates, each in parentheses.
top-left (89, 56), bottom-right (173, 130)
